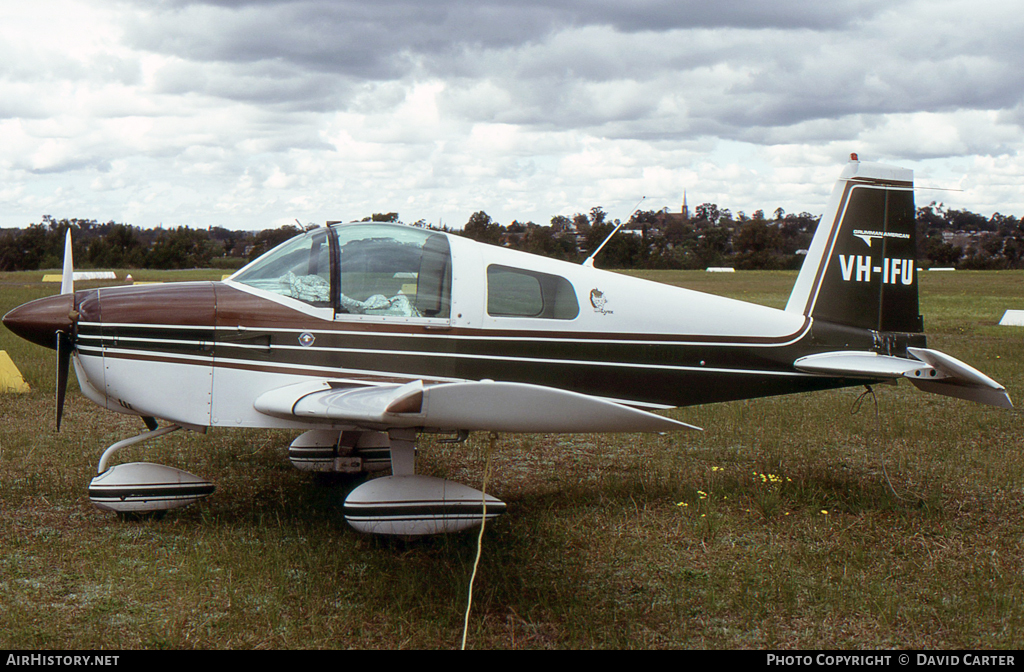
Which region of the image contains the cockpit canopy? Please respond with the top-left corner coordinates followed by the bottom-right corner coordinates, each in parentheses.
top-left (231, 224), bottom-right (452, 318)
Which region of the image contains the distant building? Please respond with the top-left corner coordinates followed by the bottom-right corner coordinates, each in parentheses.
top-left (653, 191), bottom-right (690, 229)
top-left (943, 230), bottom-right (984, 248)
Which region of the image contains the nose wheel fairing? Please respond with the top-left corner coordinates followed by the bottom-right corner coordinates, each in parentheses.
top-left (89, 462), bottom-right (215, 513)
top-left (87, 424), bottom-right (215, 514)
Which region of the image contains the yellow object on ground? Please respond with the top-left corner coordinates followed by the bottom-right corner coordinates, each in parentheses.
top-left (0, 351), bottom-right (30, 393)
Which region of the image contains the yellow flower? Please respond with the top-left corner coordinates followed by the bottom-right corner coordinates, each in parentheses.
top-left (821, 510), bottom-right (829, 515)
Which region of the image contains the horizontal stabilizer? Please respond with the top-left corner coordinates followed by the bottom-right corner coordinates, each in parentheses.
top-left (255, 379), bottom-right (700, 433)
top-left (794, 351), bottom-right (938, 379)
top-left (906, 347), bottom-right (1013, 409)
top-left (794, 349), bottom-right (1012, 409)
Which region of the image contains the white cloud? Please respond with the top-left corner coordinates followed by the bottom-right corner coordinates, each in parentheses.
top-left (0, 0), bottom-right (1022, 231)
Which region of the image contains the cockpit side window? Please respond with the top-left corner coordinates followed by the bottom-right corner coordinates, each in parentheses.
top-left (231, 229), bottom-right (332, 307)
top-left (487, 265), bottom-right (579, 319)
top-left (334, 225), bottom-right (451, 319)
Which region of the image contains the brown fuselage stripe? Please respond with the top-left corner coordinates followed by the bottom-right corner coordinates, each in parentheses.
top-left (78, 326), bottom-right (811, 378)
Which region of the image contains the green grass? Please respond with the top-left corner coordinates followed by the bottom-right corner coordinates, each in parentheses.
top-left (1, 269), bottom-right (1023, 648)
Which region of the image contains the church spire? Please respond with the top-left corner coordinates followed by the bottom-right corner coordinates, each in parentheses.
top-left (681, 190), bottom-right (689, 221)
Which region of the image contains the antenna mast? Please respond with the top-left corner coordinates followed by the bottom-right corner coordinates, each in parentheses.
top-left (582, 197), bottom-right (645, 268)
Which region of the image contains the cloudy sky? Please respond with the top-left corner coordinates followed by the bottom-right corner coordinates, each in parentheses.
top-left (2, 0), bottom-right (1022, 231)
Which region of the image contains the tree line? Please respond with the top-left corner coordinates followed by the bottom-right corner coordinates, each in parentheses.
top-left (0, 216), bottom-right (306, 272)
top-left (0, 202), bottom-right (1022, 273)
top-left (462, 201), bottom-right (1024, 271)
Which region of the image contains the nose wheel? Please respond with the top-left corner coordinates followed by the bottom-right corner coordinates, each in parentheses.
top-left (88, 424), bottom-right (215, 514)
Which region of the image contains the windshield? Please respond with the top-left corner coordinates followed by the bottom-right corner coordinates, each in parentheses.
top-left (231, 228), bottom-right (332, 306)
top-left (230, 224), bottom-right (452, 318)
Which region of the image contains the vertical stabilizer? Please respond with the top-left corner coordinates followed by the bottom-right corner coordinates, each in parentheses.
top-left (786, 159), bottom-right (921, 333)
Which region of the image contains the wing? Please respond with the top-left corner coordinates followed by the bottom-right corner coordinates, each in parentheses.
top-left (254, 379), bottom-right (701, 433)
top-left (794, 347), bottom-right (1013, 409)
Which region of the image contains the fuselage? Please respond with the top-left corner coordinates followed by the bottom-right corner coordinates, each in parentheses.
top-left (4, 223), bottom-right (899, 431)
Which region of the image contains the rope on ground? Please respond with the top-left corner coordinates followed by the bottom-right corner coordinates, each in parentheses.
top-left (461, 431), bottom-right (497, 650)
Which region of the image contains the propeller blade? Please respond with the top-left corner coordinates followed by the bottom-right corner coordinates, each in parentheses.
top-left (60, 229), bottom-right (74, 295)
top-left (56, 331), bottom-right (72, 431)
top-left (56, 229), bottom-right (77, 430)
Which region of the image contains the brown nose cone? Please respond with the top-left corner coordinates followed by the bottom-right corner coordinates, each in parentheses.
top-left (3, 294), bottom-right (75, 349)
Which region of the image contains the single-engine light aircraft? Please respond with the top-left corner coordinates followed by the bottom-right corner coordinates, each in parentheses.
top-left (3, 158), bottom-right (1012, 536)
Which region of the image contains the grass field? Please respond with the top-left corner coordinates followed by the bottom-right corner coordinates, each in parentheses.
top-left (1, 268), bottom-right (1023, 649)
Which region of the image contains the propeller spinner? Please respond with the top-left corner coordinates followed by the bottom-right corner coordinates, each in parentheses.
top-left (1, 230), bottom-right (79, 430)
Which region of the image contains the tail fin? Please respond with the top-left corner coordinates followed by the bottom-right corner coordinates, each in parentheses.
top-left (786, 158), bottom-right (922, 333)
